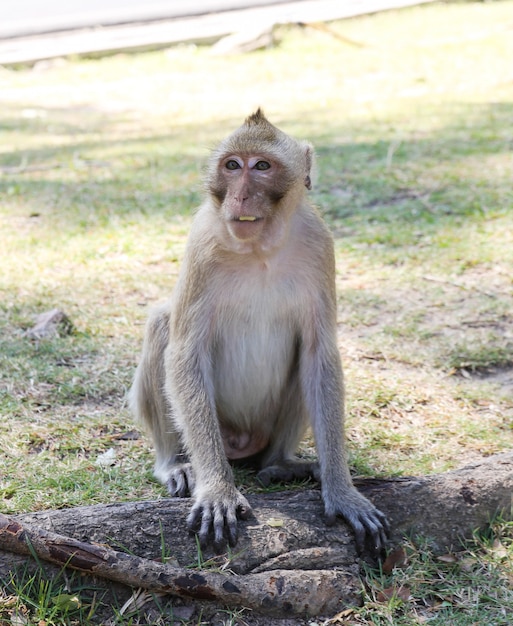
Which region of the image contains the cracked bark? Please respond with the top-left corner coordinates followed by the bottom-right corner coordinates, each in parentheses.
top-left (1, 452), bottom-right (512, 618)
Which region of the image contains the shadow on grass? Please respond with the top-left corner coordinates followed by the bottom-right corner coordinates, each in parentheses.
top-left (1, 100), bottom-right (512, 231)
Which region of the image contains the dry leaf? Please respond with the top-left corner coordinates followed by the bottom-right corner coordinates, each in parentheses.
top-left (459, 556), bottom-right (478, 572)
top-left (95, 448), bottom-right (117, 467)
top-left (376, 586), bottom-right (410, 603)
top-left (490, 539), bottom-right (508, 559)
top-left (325, 607), bottom-right (355, 623)
top-left (382, 546), bottom-right (408, 573)
top-left (437, 553), bottom-right (459, 564)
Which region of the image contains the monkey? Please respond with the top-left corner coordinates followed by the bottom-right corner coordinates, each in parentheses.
top-left (129, 109), bottom-right (388, 553)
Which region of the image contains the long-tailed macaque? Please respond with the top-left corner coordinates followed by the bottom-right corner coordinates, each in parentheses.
top-left (130, 109), bottom-right (388, 552)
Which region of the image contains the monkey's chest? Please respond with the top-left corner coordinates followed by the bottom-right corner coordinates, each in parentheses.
top-left (212, 315), bottom-right (297, 424)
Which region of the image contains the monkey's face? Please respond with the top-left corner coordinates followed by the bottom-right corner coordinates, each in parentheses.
top-left (212, 154), bottom-right (291, 242)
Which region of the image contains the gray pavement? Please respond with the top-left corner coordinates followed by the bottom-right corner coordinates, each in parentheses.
top-left (0, 0), bottom-right (433, 65)
top-left (0, 0), bottom-right (290, 38)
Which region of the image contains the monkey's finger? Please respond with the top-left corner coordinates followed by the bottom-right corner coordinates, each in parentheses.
top-left (379, 527), bottom-right (389, 551)
top-left (367, 508), bottom-right (390, 547)
top-left (188, 503), bottom-right (214, 549)
top-left (224, 505), bottom-right (239, 548)
top-left (377, 510), bottom-right (391, 536)
top-left (361, 514), bottom-right (389, 554)
top-left (213, 503), bottom-right (230, 552)
top-left (379, 515), bottom-right (391, 544)
top-left (186, 503), bottom-right (202, 532)
top-left (351, 521), bottom-right (367, 554)
top-left (198, 506), bottom-right (214, 548)
top-left (328, 507), bottom-right (367, 553)
top-left (365, 521), bottom-right (386, 553)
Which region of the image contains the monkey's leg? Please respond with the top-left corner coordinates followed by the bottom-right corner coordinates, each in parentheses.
top-left (300, 346), bottom-right (389, 553)
top-left (129, 306), bottom-right (195, 497)
top-left (256, 379), bottom-right (320, 486)
top-left (166, 340), bottom-right (252, 551)
top-left (256, 459), bottom-right (320, 486)
top-left (131, 367), bottom-right (195, 497)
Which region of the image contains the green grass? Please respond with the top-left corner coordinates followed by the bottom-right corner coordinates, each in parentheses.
top-left (1, 0), bottom-right (513, 622)
top-left (354, 518), bottom-right (513, 626)
top-left (1, 568), bottom-right (93, 625)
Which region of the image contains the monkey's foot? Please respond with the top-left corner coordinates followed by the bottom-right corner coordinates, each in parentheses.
top-left (187, 485), bottom-right (252, 552)
top-left (256, 459), bottom-right (320, 487)
top-left (162, 462), bottom-right (195, 498)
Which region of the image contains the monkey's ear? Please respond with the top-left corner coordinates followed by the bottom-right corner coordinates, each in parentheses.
top-left (304, 143), bottom-right (314, 190)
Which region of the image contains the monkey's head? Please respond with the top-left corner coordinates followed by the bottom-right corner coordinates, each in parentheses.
top-left (206, 109), bottom-right (314, 243)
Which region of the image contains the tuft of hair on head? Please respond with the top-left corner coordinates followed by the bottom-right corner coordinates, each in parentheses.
top-left (244, 108), bottom-right (268, 126)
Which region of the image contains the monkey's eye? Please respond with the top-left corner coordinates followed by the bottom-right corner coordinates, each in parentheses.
top-left (225, 160), bottom-right (241, 170)
top-left (254, 161), bottom-right (271, 171)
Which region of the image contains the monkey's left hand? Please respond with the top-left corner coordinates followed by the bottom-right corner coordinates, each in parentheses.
top-left (323, 486), bottom-right (389, 554)
top-left (187, 485), bottom-right (252, 552)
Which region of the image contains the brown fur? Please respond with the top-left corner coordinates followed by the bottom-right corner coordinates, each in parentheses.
top-left (130, 110), bottom-right (388, 552)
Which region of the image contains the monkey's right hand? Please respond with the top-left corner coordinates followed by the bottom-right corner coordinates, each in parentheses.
top-left (187, 485), bottom-right (252, 552)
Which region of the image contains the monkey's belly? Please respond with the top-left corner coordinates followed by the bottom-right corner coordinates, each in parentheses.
top-left (220, 425), bottom-right (269, 460)
top-left (213, 322), bottom-right (296, 438)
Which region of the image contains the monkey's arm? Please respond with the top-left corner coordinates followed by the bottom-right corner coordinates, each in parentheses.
top-left (299, 305), bottom-right (389, 553)
top-left (166, 335), bottom-right (251, 551)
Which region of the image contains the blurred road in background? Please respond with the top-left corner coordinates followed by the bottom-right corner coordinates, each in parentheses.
top-left (0, 0), bottom-right (433, 64)
top-left (1, 1), bottom-right (294, 38)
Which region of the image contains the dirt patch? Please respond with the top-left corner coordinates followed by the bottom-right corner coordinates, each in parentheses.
top-left (475, 367), bottom-right (513, 398)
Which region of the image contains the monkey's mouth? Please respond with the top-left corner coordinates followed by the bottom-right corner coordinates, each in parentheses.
top-left (229, 216), bottom-right (265, 240)
top-left (233, 216), bottom-right (262, 222)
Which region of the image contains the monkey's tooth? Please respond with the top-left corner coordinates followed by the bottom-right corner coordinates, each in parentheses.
top-left (238, 216), bottom-right (257, 222)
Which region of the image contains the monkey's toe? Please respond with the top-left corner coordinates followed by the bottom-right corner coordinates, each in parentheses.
top-left (165, 463), bottom-right (195, 497)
